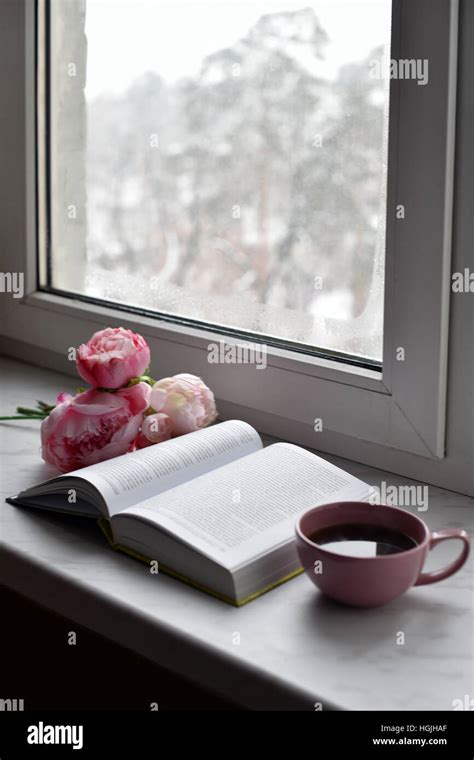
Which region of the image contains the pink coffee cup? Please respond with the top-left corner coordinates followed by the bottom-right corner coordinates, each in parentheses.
top-left (295, 501), bottom-right (470, 607)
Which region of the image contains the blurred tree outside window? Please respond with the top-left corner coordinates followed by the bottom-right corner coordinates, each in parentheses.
top-left (49, 0), bottom-right (391, 361)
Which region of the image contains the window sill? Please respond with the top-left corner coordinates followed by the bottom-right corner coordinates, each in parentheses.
top-left (1, 356), bottom-right (472, 710)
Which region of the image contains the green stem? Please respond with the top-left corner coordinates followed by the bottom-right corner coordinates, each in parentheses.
top-left (37, 401), bottom-right (56, 412)
top-left (16, 407), bottom-right (46, 416)
top-left (0, 415), bottom-right (46, 421)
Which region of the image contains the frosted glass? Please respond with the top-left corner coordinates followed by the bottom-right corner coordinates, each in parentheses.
top-left (50, 0), bottom-right (391, 361)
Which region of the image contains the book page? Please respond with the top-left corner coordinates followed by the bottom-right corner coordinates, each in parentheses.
top-left (62, 420), bottom-right (262, 515)
top-left (119, 442), bottom-right (370, 567)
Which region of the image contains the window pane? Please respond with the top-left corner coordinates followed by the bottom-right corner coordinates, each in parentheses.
top-left (49, 0), bottom-right (391, 361)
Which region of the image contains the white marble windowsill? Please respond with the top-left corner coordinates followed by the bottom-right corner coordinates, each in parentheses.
top-left (0, 356), bottom-right (472, 710)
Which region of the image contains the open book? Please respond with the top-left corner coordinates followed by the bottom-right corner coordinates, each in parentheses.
top-left (7, 420), bottom-right (370, 605)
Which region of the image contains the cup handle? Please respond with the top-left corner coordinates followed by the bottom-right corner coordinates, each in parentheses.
top-left (415, 529), bottom-right (470, 586)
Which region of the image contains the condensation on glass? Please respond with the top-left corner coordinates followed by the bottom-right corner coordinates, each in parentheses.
top-left (49, 0), bottom-right (392, 361)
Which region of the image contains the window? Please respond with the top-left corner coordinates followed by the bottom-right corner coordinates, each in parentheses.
top-left (48, 0), bottom-right (391, 363)
top-left (1, 0), bottom-right (471, 495)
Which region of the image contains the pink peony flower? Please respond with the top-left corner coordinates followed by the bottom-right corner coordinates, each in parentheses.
top-left (56, 392), bottom-right (73, 404)
top-left (135, 412), bottom-right (173, 449)
top-left (149, 373), bottom-right (217, 436)
top-left (41, 382), bottom-right (150, 473)
top-left (76, 327), bottom-right (151, 389)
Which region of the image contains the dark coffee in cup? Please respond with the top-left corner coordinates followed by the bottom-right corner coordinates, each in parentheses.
top-left (308, 523), bottom-right (417, 557)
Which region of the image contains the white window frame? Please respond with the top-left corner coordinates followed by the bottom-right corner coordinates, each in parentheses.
top-left (0, 0), bottom-right (472, 496)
